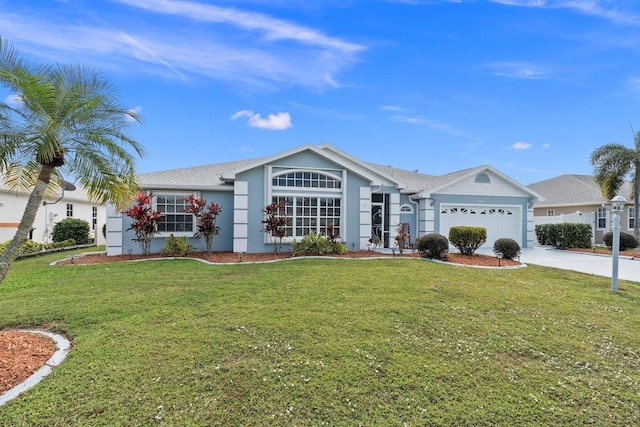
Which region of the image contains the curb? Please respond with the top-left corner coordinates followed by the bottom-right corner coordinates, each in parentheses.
top-left (0, 331), bottom-right (71, 406)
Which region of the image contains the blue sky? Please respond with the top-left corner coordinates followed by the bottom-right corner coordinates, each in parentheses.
top-left (2, 0), bottom-right (640, 185)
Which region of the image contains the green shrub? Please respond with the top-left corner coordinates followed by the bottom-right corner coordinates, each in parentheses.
top-left (52, 218), bottom-right (91, 245)
top-left (161, 234), bottom-right (194, 257)
top-left (493, 238), bottom-right (521, 260)
top-left (535, 223), bottom-right (592, 249)
top-left (0, 238), bottom-right (77, 257)
top-left (603, 231), bottom-right (638, 251)
top-left (292, 232), bottom-right (347, 256)
top-left (449, 226), bottom-right (486, 256)
top-left (416, 233), bottom-right (449, 259)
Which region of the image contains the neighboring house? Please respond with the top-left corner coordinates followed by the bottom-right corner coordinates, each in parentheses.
top-left (107, 143), bottom-right (542, 256)
top-left (528, 174), bottom-right (634, 244)
top-left (0, 182), bottom-right (107, 245)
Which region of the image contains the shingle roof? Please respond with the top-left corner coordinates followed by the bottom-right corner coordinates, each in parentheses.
top-left (136, 158), bottom-right (258, 189)
top-left (527, 174), bottom-right (632, 206)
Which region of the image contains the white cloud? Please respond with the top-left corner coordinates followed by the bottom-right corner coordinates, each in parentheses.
top-left (380, 105), bottom-right (404, 111)
top-left (4, 94), bottom-right (22, 106)
top-left (231, 110), bottom-right (292, 130)
top-left (487, 62), bottom-right (550, 79)
top-left (489, 0), bottom-right (640, 26)
top-left (510, 142), bottom-right (532, 150)
top-left (0, 1), bottom-right (365, 89)
top-left (125, 106), bottom-right (142, 122)
top-left (542, 143), bottom-right (551, 148)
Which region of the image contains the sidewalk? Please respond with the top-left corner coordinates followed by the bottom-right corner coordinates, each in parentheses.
top-left (480, 246), bottom-right (640, 283)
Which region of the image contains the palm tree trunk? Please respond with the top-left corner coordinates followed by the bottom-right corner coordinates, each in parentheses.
top-left (0, 166), bottom-right (52, 284)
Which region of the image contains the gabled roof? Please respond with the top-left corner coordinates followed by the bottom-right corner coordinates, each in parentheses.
top-left (220, 143), bottom-right (404, 188)
top-left (135, 143), bottom-right (538, 199)
top-left (528, 174), bottom-right (632, 207)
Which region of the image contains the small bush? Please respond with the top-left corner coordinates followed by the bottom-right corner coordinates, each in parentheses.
top-left (449, 226), bottom-right (486, 256)
top-left (52, 218), bottom-right (91, 245)
top-left (161, 234), bottom-right (194, 257)
top-left (292, 232), bottom-right (346, 256)
top-left (493, 238), bottom-right (521, 260)
top-left (603, 231), bottom-right (638, 251)
top-left (416, 233), bottom-right (449, 259)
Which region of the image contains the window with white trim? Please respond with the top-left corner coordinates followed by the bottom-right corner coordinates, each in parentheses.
top-left (400, 204), bottom-right (413, 213)
top-left (155, 193), bottom-right (194, 234)
top-left (597, 207), bottom-right (607, 229)
top-left (273, 196), bottom-right (341, 238)
top-left (629, 207), bottom-right (635, 230)
top-left (66, 203), bottom-right (73, 217)
top-left (272, 171), bottom-right (341, 189)
top-left (92, 206), bottom-right (98, 231)
top-left (270, 168), bottom-right (343, 239)
top-left (547, 209), bottom-right (555, 216)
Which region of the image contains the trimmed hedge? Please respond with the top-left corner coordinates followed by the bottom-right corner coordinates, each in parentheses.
top-left (603, 231), bottom-right (639, 251)
top-left (449, 226), bottom-right (486, 256)
top-left (52, 218), bottom-right (91, 245)
top-left (416, 233), bottom-right (449, 259)
top-left (535, 223), bottom-right (592, 249)
top-left (493, 238), bottom-right (521, 260)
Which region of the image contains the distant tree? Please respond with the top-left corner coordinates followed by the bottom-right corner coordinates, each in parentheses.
top-left (590, 130), bottom-right (640, 239)
top-left (0, 37), bottom-right (145, 284)
top-left (184, 194), bottom-right (222, 254)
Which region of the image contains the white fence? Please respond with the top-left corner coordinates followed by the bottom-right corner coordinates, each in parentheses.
top-left (533, 211), bottom-right (595, 245)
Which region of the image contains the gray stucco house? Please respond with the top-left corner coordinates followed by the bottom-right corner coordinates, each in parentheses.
top-left (106, 143), bottom-right (542, 255)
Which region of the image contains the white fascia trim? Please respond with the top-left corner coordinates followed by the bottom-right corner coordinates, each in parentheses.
top-left (318, 143), bottom-right (408, 189)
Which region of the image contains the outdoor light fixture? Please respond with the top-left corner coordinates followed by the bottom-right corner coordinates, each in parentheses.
top-left (42, 180), bottom-right (76, 206)
top-left (611, 195), bottom-right (627, 293)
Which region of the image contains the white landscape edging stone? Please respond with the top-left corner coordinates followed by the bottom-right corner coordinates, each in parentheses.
top-left (0, 330), bottom-right (71, 406)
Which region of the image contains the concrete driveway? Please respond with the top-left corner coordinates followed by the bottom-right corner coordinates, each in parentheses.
top-left (490, 246), bottom-right (640, 283)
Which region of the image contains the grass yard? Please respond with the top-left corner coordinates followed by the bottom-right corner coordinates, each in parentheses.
top-left (0, 250), bottom-right (639, 426)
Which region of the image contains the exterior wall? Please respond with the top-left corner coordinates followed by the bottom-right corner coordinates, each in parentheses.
top-left (443, 171), bottom-right (526, 197)
top-left (117, 189), bottom-right (235, 255)
top-left (0, 189), bottom-right (106, 245)
top-left (237, 150), bottom-right (373, 253)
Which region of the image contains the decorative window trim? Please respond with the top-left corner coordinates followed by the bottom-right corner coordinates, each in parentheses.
top-left (628, 207), bottom-right (636, 230)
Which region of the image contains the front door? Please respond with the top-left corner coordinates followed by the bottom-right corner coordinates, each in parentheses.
top-left (371, 193), bottom-right (389, 247)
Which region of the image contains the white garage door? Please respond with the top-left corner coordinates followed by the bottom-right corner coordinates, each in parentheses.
top-left (439, 204), bottom-right (522, 248)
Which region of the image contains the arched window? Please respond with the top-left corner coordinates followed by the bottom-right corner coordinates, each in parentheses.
top-left (400, 204), bottom-right (413, 213)
top-left (475, 172), bottom-right (490, 184)
top-left (272, 171), bottom-right (341, 189)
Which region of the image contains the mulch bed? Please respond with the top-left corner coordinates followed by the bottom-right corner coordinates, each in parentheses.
top-left (0, 331), bottom-right (56, 395)
top-left (56, 250), bottom-right (520, 267)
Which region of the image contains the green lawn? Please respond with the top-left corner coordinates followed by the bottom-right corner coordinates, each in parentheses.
top-left (0, 250), bottom-right (639, 426)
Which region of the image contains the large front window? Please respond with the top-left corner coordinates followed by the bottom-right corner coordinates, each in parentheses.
top-left (273, 196), bottom-right (341, 238)
top-left (156, 193), bottom-right (194, 233)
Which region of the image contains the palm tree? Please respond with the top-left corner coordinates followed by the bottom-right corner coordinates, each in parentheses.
top-left (590, 130), bottom-right (640, 239)
top-left (0, 37), bottom-right (146, 284)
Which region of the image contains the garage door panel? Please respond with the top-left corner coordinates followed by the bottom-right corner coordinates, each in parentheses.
top-left (440, 205), bottom-right (521, 248)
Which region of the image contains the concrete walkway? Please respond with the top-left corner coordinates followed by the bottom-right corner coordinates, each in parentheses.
top-left (479, 246), bottom-right (640, 283)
